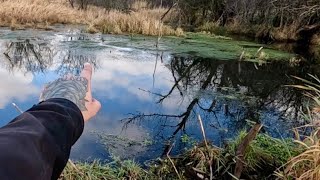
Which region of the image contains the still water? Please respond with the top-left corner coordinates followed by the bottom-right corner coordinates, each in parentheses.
top-left (0, 26), bottom-right (318, 164)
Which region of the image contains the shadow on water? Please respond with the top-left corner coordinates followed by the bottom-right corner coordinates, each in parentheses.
top-left (123, 55), bottom-right (320, 156)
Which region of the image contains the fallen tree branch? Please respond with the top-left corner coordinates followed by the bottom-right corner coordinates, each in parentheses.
top-left (233, 123), bottom-right (263, 179)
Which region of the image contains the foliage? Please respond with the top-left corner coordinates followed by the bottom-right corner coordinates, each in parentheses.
top-left (168, 0), bottom-right (320, 43)
top-left (254, 134), bottom-right (301, 166)
top-left (180, 134), bottom-right (191, 143)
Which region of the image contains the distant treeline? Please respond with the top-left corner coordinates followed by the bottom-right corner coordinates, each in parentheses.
top-left (68, 0), bottom-right (320, 43)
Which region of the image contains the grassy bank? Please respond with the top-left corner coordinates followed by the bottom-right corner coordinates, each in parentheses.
top-left (59, 131), bottom-right (307, 179)
top-left (0, 0), bottom-right (182, 36)
top-left (1, 0), bottom-right (318, 44)
top-left (60, 127), bottom-right (320, 179)
top-left (197, 21), bottom-right (320, 45)
top-left (1, 0), bottom-right (319, 44)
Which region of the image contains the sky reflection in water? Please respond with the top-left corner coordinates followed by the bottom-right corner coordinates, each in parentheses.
top-left (0, 27), bottom-right (316, 163)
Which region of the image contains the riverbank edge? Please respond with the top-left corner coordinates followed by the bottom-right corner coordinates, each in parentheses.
top-left (60, 128), bottom-right (309, 180)
top-left (197, 23), bottom-right (320, 46)
top-left (1, 0), bottom-right (319, 45)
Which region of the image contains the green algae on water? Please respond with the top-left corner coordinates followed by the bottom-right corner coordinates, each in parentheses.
top-left (163, 33), bottom-right (295, 61)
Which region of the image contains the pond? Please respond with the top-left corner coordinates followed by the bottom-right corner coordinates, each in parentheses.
top-left (0, 26), bottom-right (319, 164)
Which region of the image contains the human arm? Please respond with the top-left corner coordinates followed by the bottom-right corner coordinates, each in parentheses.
top-left (0, 98), bottom-right (84, 180)
top-left (0, 63), bottom-right (101, 180)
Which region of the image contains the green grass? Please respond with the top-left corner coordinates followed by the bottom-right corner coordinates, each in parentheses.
top-left (226, 130), bottom-right (302, 174)
top-left (60, 158), bottom-right (149, 180)
top-left (61, 130), bottom-right (301, 180)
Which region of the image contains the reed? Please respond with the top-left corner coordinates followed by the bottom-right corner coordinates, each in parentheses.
top-left (0, 0), bottom-right (181, 36)
top-left (274, 75), bottom-right (320, 179)
top-left (275, 128), bottom-right (320, 180)
top-left (90, 8), bottom-right (179, 36)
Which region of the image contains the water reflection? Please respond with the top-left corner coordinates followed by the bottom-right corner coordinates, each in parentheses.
top-left (56, 50), bottom-right (98, 75)
top-left (123, 55), bottom-right (317, 152)
top-left (1, 39), bottom-right (99, 75)
top-left (0, 28), bottom-right (318, 163)
top-left (3, 39), bottom-right (53, 73)
top-left (0, 68), bottom-right (39, 109)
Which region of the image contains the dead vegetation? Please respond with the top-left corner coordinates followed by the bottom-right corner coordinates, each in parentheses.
top-left (0, 0), bottom-right (181, 36)
top-left (276, 75), bottom-right (320, 179)
top-left (275, 127), bottom-right (320, 180)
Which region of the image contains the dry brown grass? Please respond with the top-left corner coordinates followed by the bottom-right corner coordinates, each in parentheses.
top-left (275, 75), bottom-right (320, 179)
top-left (0, 0), bottom-right (182, 36)
top-left (275, 127), bottom-right (320, 180)
top-left (0, 0), bottom-right (81, 27)
top-left (90, 8), bottom-right (179, 36)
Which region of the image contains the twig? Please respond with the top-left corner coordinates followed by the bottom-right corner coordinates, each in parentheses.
top-left (233, 123), bottom-right (263, 179)
top-left (255, 47), bottom-right (264, 57)
top-left (166, 143), bottom-right (182, 180)
top-left (138, 88), bottom-right (165, 97)
top-left (239, 51), bottom-right (245, 61)
top-left (153, 52), bottom-right (159, 88)
top-left (160, 3), bottom-right (177, 21)
top-left (67, 160), bottom-right (81, 173)
top-left (12, 103), bottom-right (23, 114)
top-left (197, 115), bottom-right (209, 149)
top-left (192, 167), bottom-right (206, 174)
top-left (198, 115), bottom-right (213, 180)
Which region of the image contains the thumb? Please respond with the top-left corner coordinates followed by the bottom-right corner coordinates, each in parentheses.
top-left (91, 98), bottom-right (101, 114)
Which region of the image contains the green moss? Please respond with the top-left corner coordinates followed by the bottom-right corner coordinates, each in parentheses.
top-left (99, 32), bottom-right (294, 61)
top-left (163, 33), bottom-right (295, 61)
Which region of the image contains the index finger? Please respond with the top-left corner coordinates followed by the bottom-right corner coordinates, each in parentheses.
top-left (81, 63), bottom-right (93, 80)
top-left (80, 63), bottom-right (93, 101)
